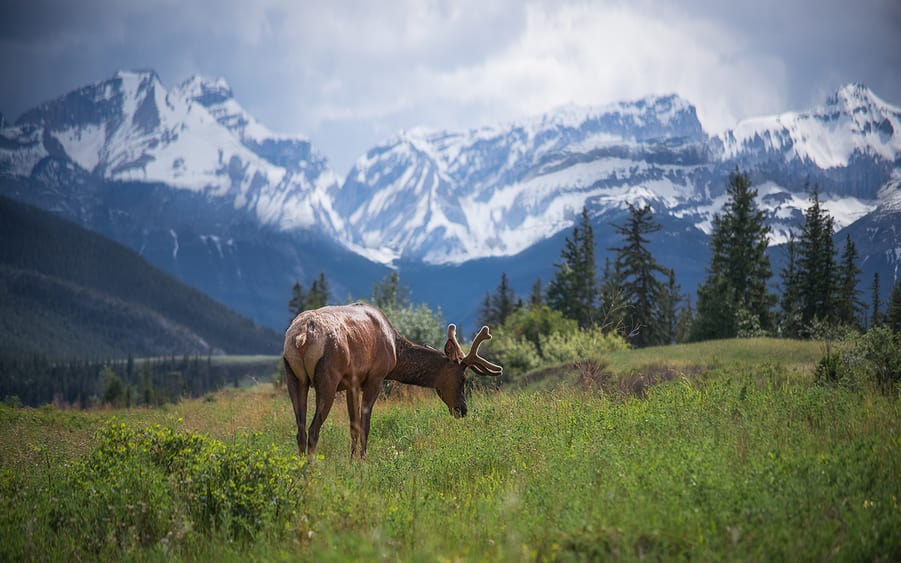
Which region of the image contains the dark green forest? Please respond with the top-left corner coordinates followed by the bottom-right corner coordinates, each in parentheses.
top-left (0, 196), bottom-right (281, 405)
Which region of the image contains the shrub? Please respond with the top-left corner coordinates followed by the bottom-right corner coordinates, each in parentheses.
top-left (53, 421), bottom-right (306, 558)
top-left (815, 327), bottom-right (901, 392)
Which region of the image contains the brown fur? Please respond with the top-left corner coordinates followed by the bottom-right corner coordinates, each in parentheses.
top-left (283, 302), bottom-right (502, 459)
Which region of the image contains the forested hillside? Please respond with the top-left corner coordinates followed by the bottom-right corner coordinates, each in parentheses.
top-left (0, 196), bottom-right (281, 360)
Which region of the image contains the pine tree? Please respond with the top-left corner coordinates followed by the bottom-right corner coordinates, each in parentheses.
top-left (547, 207), bottom-right (598, 328)
top-left (889, 278), bottom-right (901, 332)
top-left (871, 272), bottom-right (883, 328)
top-left (610, 204), bottom-right (668, 347)
top-left (599, 257), bottom-right (627, 333)
top-left (372, 271), bottom-right (412, 309)
top-left (779, 232), bottom-right (803, 337)
top-left (693, 168), bottom-right (774, 340)
top-left (529, 278), bottom-right (544, 309)
top-left (660, 268), bottom-right (681, 345)
top-left (479, 273), bottom-right (519, 327)
top-left (308, 272), bottom-right (330, 309)
top-left (835, 234), bottom-right (863, 327)
top-left (797, 188), bottom-right (837, 328)
top-left (675, 296), bottom-right (695, 343)
top-left (289, 281), bottom-right (307, 316)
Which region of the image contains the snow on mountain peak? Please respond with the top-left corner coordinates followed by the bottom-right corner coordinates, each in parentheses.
top-left (718, 83), bottom-right (901, 170)
top-left (175, 75), bottom-right (234, 106)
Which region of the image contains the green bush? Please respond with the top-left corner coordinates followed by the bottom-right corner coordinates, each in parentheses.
top-left (44, 421), bottom-right (306, 558)
top-left (815, 327), bottom-right (901, 392)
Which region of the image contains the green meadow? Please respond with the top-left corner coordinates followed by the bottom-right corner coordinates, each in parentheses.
top-left (1, 338), bottom-right (899, 561)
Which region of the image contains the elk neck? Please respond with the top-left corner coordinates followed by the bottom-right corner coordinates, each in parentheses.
top-left (388, 337), bottom-right (453, 387)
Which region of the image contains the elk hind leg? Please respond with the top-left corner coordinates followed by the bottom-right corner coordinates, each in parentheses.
top-left (307, 367), bottom-right (339, 455)
top-left (284, 358), bottom-right (309, 457)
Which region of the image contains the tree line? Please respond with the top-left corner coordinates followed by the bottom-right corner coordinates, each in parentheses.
top-left (287, 166), bottom-right (901, 352)
top-left (477, 168), bottom-right (901, 346)
top-left (0, 354), bottom-right (276, 408)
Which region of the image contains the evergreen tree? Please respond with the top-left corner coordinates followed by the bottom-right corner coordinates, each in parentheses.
top-left (307, 272), bottom-right (330, 309)
top-left (660, 269), bottom-right (681, 345)
top-left (797, 188), bottom-right (837, 328)
top-left (479, 273), bottom-right (519, 327)
top-left (289, 281), bottom-right (307, 316)
top-left (547, 207), bottom-right (598, 328)
top-left (372, 271), bottom-right (411, 309)
top-left (675, 296), bottom-right (695, 344)
top-left (529, 278), bottom-right (544, 309)
top-left (599, 257), bottom-right (627, 333)
top-left (779, 232), bottom-right (803, 337)
top-left (693, 168), bottom-right (774, 340)
top-left (871, 272), bottom-right (883, 328)
top-left (610, 204), bottom-right (668, 347)
top-left (835, 234), bottom-right (863, 327)
top-left (889, 278), bottom-right (901, 332)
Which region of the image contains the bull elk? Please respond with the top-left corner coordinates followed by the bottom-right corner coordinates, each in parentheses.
top-left (283, 302), bottom-right (502, 458)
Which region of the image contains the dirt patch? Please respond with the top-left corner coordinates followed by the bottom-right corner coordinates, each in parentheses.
top-left (555, 360), bottom-right (705, 399)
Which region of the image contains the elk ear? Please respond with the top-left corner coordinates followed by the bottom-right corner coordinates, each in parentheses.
top-left (444, 324), bottom-right (465, 362)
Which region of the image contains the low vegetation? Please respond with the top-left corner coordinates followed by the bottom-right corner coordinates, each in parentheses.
top-left (1, 338), bottom-right (899, 561)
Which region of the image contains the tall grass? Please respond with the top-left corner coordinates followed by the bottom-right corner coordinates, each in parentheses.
top-left (1, 341), bottom-right (898, 561)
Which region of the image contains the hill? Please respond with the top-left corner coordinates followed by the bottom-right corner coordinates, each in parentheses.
top-left (0, 195), bottom-right (281, 359)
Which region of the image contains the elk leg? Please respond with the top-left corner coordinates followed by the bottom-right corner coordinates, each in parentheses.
top-left (358, 379), bottom-right (382, 459)
top-left (284, 358), bottom-right (308, 457)
top-left (346, 386), bottom-right (363, 458)
top-left (307, 369), bottom-right (339, 455)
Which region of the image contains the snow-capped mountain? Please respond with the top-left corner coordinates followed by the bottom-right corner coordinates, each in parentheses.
top-left (337, 94), bottom-right (709, 264)
top-left (0, 70), bottom-right (341, 233)
top-left (2, 71), bottom-right (899, 329)
top-left (339, 85), bottom-right (899, 266)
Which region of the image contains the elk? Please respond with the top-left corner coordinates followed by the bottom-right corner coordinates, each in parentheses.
top-left (282, 302), bottom-right (502, 458)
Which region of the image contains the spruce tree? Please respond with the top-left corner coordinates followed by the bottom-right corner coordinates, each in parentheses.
top-left (372, 271), bottom-right (411, 309)
top-left (693, 168), bottom-right (774, 340)
top-left (889, 278), bottom-right (901, 332)
top-left (599, 257), bottom-right (627, 333)
top-left (871, 272), bottom-right (883, 328)
top-left (835, 234), bottom-right (863, 327)
top-left (660, 268), bottom-right (682, 345)
top-left (307, 272), bottom-right (330, 309)
top-left (478, 273), bottom-right (519, 327)
top-left (547, 207), bottom-right (598, 328)
top-left (529, 278), bottom-right (544, 309)
top-left (779, 232), bottom-right (803, 337)
top-left (797, 188), bottom-right (837, 328)
top-left (289, 281), bottom-right (307, 316)
top-left (610, 204), bottom-right (668, 347)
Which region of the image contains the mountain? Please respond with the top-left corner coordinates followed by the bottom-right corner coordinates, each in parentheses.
top-left (0, 70), bottom-right (387, 329)
top-left (1, 71), bottom-right (899, 331)
top-left (0, 195), bottom-right (281, 359)
top-left (337, 94), bottom-right (708, 264)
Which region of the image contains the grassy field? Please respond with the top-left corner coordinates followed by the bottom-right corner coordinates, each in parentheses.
top-left (1, 339), bottom-right (899, 561)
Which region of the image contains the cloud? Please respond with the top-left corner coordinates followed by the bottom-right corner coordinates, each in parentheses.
top-left (1, 0), bottom-right (899, 175)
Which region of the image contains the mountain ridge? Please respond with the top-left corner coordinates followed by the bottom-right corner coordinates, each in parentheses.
top-left (1, 71), bottom-right (899, 330)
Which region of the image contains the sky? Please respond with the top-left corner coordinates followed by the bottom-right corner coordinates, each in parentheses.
top-left (1, 0), bottom-right (900, 177)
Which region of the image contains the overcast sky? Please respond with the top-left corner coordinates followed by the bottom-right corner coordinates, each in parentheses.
top-left (2, 0), bottom-right (899, 176)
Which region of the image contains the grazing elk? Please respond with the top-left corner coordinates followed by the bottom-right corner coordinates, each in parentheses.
top-left (283, 302), bottom-right (502, 458)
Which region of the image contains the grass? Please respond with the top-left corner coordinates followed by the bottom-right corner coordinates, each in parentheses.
top-left (1, 339), bottom-right (899, 561)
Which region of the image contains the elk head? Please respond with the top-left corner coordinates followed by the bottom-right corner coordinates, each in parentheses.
top-left (435, 324), bottom-right (503, 417)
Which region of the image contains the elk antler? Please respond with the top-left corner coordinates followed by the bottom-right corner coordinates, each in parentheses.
top-left (462, 326), bottom-right (503, 376)
top-left (444, 324), bottom-right (465, 362)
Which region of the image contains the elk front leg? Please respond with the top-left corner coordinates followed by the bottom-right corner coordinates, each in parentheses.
top-left (284, 358), bottom-right (308, 457)
top-left (346, 386), bottom-right (363, 458)
top-left (358, 379), bottom-right (383, 459)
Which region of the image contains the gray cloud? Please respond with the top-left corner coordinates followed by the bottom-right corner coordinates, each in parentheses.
top-left (1, 0), bottom-right (899, 176)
